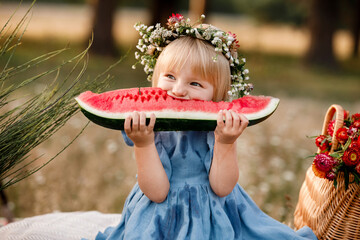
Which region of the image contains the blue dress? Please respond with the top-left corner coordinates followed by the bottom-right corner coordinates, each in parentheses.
top-left (93, 131), bottom-right (317, 240)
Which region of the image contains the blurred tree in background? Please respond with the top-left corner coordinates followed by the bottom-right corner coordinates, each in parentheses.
top-left (88, 0), bottom-right (118, 57)
top-left (230, 0), bottom-right (307, 26)
top-left (148, 0), bottom-right (177, 26)
top-left (305, 0), bottom-right (338, 68)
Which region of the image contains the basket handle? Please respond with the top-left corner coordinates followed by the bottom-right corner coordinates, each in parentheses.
top-left (319, 104), bottom-right (344, 154)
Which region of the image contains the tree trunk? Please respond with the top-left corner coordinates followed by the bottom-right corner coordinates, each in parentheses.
top-left (149, 0), bottom-right (177, 26)
top-left (89, 0), bottom-right (117, 57)
top-left (189, 0), bottom-right (208, 22)
top-left (352, 0), bottom-right (360, 57)
top-left (305, 0), bottom-right (338, 68)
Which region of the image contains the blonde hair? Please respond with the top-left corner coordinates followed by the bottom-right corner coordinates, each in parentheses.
top-left (152, 36), bottom-right (231, 102)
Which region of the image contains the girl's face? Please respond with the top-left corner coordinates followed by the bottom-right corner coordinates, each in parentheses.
top-left (156, 63), bottom-right (214, 101)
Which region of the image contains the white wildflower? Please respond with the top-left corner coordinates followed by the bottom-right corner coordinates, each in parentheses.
top-left (214, 31), bottom-right (223, 37)
top-left (211, 37), bottom-right (220, 45)
top-left (135, 52), bottom-right (140, 59)
top-left (227, 36), bottom-right (234, 42)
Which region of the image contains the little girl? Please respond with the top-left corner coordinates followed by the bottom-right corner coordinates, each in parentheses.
top-left (91, 15), bottom-right (317, 240)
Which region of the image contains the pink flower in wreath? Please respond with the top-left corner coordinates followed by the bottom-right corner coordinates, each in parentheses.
top-left (227, 31), bottom-right (240, 50)
top-left (167, 13), bottom-right (184, 28)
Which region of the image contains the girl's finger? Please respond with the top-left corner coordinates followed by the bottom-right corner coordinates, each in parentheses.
top-left (225, 110), bottom-right (233, 128)
top-left (239, 114), bottom-right (249, 131)
top-left (139, 112), bottom-right (146, 131)
top-left (148, 113), bottom-right (156, 131)
top-left (217, 110), bottom-right (225, 128)
top-left (231, 110), bottom-right (240, 130)
top-left (132, 111), bottom-right (139, 131)
top-left (124, 114), bottom-right (132, 133)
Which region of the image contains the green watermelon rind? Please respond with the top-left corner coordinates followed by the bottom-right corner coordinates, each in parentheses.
top-left (76, 97), bottom-right (279, 131)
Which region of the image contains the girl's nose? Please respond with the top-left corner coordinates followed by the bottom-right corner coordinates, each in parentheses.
top-left (172, 82), bottom-right (187, 97)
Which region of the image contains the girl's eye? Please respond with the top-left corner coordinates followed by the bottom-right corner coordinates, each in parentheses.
top-left (166, 74), bottom-right (175, 80)
top-left (190, 82), bottom-right (202, 87)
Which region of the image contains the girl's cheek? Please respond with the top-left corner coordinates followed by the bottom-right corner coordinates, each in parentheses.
top-left (157, 81), bottom-right (171, 91)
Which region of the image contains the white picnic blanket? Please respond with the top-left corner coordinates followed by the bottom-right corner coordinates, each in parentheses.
top-left (0, 211), bottom-right (121, 240)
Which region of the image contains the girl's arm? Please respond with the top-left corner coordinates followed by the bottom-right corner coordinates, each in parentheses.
top-left (124, 112), bottom-right (170, 203)
top-left (209, 110), bottom-right (248, 197)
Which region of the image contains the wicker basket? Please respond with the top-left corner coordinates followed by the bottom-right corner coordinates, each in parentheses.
top-left (294, 104), bottom-right (360, 240)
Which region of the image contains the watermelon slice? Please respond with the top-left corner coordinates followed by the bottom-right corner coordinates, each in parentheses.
top-left (75, 87), bottom-right (279, 131)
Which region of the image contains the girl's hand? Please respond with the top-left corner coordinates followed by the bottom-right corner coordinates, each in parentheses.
top-left (124, 112), bottom-right (156, 147)
top-left (215, 110), bottom-right (248, 144)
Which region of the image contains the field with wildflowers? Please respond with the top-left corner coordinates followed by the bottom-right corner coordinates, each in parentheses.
top-left (1, 3), bottom-right (360, 227)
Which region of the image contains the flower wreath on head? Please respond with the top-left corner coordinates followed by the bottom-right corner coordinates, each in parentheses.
top-left (132, 13), bottom-right (253, 100)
